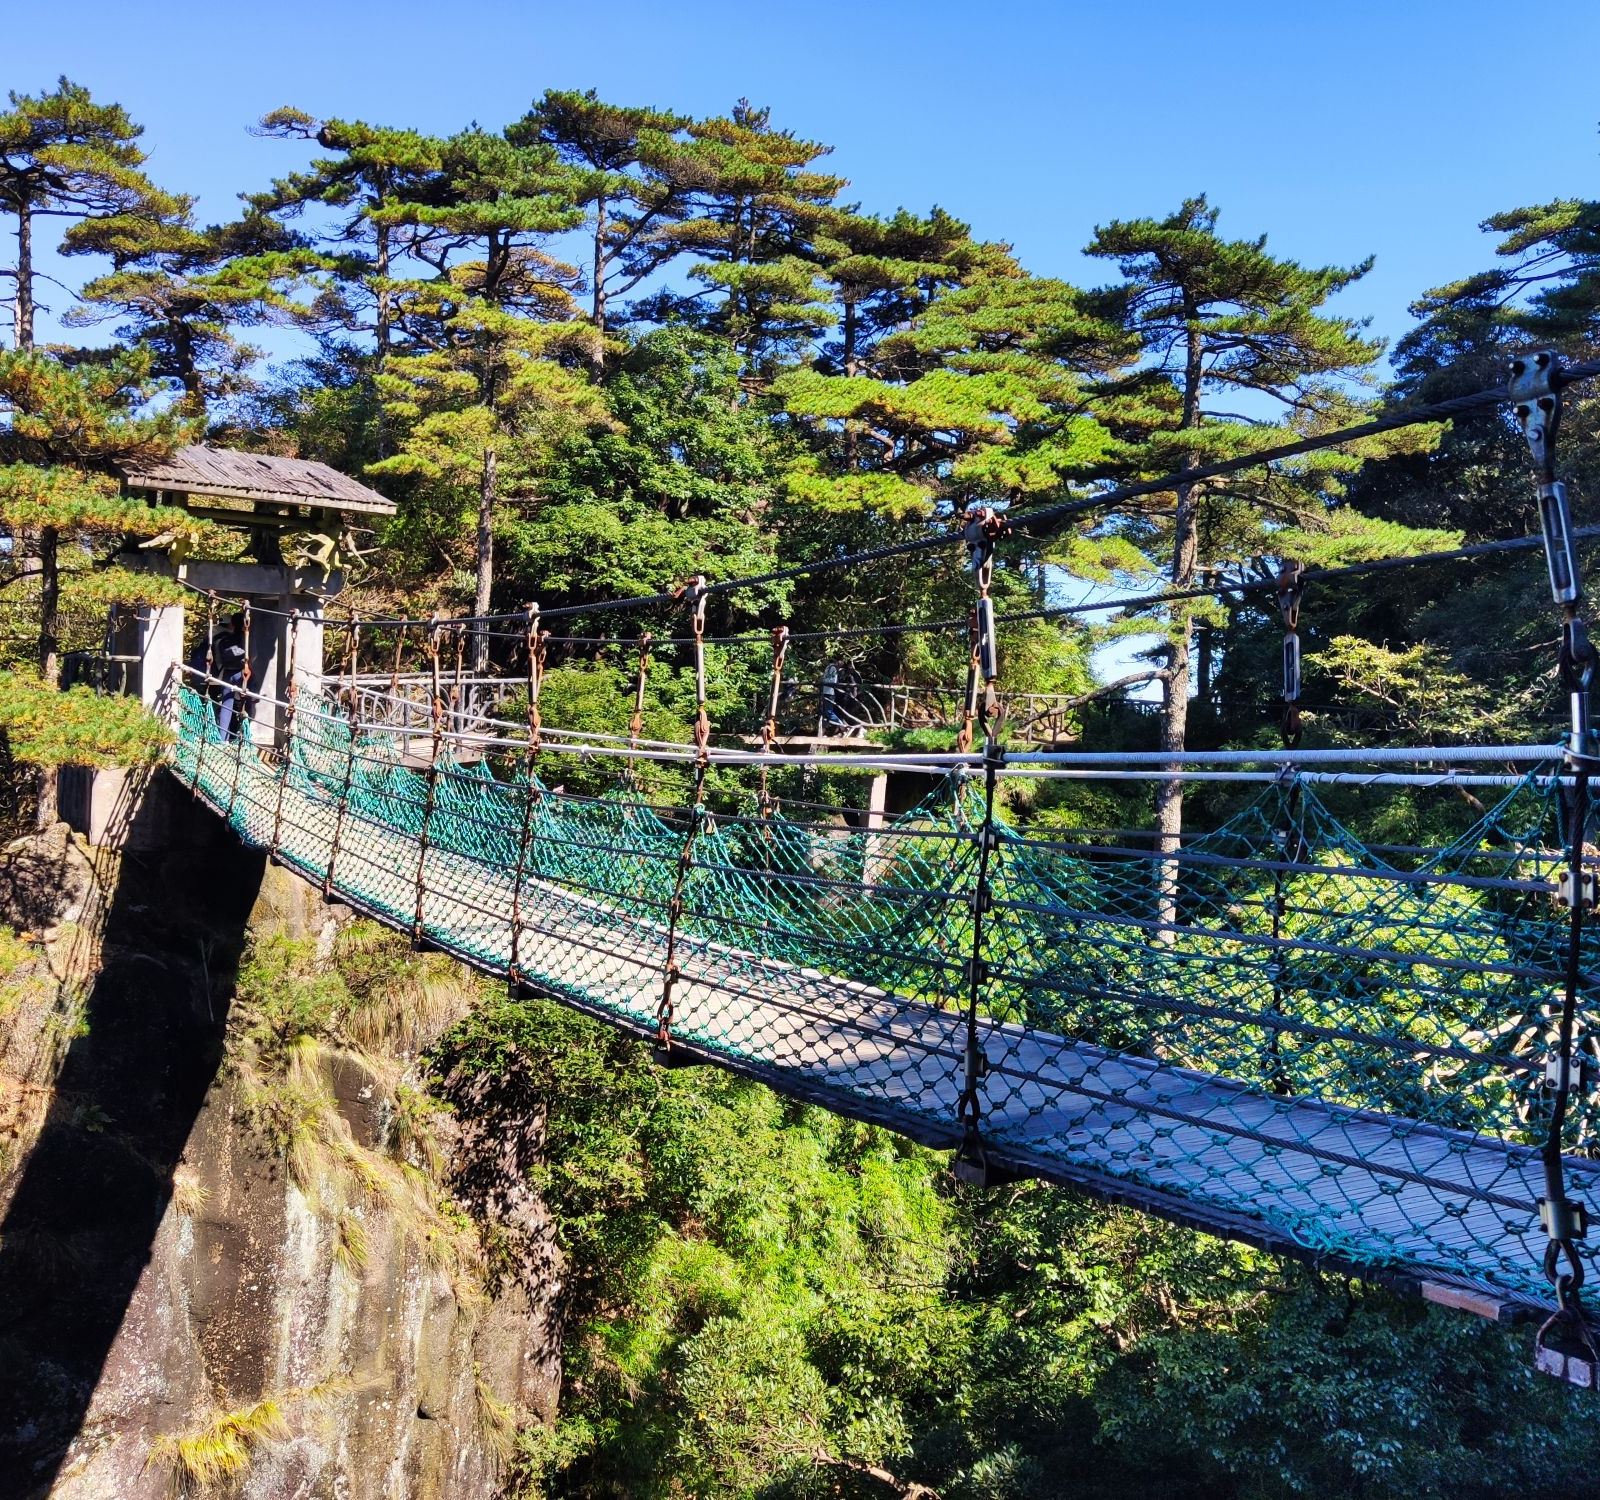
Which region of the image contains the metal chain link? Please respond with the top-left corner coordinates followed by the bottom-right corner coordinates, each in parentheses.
top-left (759, 625), bottom-right (790, 820)
top-left (657, 577), bottom-right (710, 1062)
top-left (955, 509), bottom-right (1011, 1184)
top-left (411, 613), bottom-right (446, 948)
top-left (1514, 351), bottom-right (1600, 1382)
top-left (270, 608), bottom-right (302, 855)
top-left (509, 603), bottom-right (549, 991)
top-left (324, 613), bottom-right (362, 900)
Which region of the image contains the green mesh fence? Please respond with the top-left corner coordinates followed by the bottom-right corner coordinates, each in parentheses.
top-left (172, 680), bottom-right (1600, 1317)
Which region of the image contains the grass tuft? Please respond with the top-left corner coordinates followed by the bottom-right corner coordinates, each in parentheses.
top-left (334, 1208), bottom-right (369, 1276)
top-left (150, 1397), bottom-right (289, 1490)
top-left (473, 1363), bottom-right (519, 1467)
top-left (170, 1166), bottom-right (210, 1219)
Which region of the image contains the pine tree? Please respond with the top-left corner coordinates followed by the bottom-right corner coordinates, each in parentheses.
top-left (773, 211), bottom-right (1133, 535)
top-left (66, 210), bottom-right (329, 413)
top-left (374, 126), bottom-right (593, 667)
top-left (511, 90), bottom-right (697, 362)
top-left (630, 101), bottom-right (846, 378)
top-left (0, 78), bottom-right (182, 350)
top-left (1084, 196), bottom-right (1385, 927)
top-left (253, 110), bottom-right (446, 397)
top-left (0, 348), bottom-right (198, 816)
top-left (0, 77), bottom-right (199, 825)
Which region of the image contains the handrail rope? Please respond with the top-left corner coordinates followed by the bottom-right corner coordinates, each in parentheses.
top-left (509, 603), bottom-right (548, 991)
top-left (209, 685), bottom-right (1571, 787)
top-left (270, 607), bottom-right (302, 855)
top-left (190, 683), bottom-right (1567, 786)
top-left (235, 717), bottom-right (1581, 920)
top-left (323, 612), bottom-right (362, 899)
top-left (230, 664), bottom-right (1569, 770)
top-left (184, 672), bottom-right (1574, 780)
top-left (656, 576), bottom-right (711, 1063)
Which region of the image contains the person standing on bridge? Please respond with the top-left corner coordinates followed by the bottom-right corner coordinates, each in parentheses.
top-left (188, 613), bottom-right (250, 741)
top-left (820, 660), bottom-right (843, 734)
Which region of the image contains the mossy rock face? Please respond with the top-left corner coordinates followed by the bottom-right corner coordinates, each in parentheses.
top-left (1, 828), bottom-right (555, 1500)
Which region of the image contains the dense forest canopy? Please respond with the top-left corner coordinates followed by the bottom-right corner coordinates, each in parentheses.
top-left (6, 75), bottom-right (1600, 1498)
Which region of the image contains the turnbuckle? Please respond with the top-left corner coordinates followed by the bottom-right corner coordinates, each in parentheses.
top-left (1511, 352), bottom-right (1581, 606)
top-left (1562, 618), bottom-right (1600, 763)
top-left (1282, 631), bottom-right (1302, 704)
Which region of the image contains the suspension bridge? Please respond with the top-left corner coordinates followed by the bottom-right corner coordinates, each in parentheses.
top-left (151, 350), bottom-right (1600, 1384)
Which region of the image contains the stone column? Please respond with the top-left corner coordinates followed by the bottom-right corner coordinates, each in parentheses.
top-left (135, 604), bottom-right (185, 727)
top-left (863, 771), bottom-right (891, 888)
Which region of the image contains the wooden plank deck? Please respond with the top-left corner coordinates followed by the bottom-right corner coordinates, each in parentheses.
top-left (182, 740), bottom-right (1593, 1321)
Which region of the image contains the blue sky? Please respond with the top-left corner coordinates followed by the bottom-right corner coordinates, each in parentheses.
top-left (9, 0), bottom-right (1600, 364)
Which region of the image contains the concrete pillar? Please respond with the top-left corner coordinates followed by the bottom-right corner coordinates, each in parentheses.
top-left (134, 604), bottom-right (185, 727)
top-left (271, 590), bottom-right (326, 748)
top-left (863, 772), bottom-right (891, 889)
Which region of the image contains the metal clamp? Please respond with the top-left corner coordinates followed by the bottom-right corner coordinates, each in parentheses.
top-left (1275, 560), bottom-right (1304, 630)
top-left (1558, 867), bottom-right (1599, 911)
top-left (1544, 1048), bottom-right (1595, 1095)
top-left (1541, 1196), bottom-right (1590, 1243)
top-left (1510, 350), bottom-right (1561, 456)
top-left (963, 505), bottom-right (1008, 579)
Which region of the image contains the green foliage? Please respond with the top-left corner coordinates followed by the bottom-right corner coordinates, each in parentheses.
top-left (0, 924), bottom-right (49, 1018)
top-left (0, 673), bottom-right (168, 767)
top-left (432, 996), bottom-right (1593, 1500)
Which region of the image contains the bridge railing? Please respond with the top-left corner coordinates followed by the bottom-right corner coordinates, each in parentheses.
top-left (169, 665), bottom-right (1600, 1324)
top-left (755, 678), bottom-right (1083, 743)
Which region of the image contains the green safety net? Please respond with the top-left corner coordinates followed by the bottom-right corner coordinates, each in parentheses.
top-left (172, 682), bottom-right (1600, 1314)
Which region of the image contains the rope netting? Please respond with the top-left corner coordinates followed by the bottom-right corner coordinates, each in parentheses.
top-left (171, 674), bottom-right (1600, 1317)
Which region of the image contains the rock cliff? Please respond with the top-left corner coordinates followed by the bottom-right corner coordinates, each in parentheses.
top-left (0, 785), bottom-right (557, 1499)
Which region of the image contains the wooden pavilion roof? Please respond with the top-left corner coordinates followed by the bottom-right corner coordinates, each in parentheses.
top-left (120, 445), bottom-right (396, 518)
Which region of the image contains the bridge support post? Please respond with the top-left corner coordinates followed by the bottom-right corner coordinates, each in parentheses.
top-left (115, 603), bottom-right (186, 726)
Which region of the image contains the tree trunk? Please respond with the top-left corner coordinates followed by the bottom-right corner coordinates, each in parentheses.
top-left (1153, 312), bottom-right (1205, 937)
top-left (35, 524), bottom-right (59, 827)
top-left (374, 220), bottom-right (391, 457)
top-left (15, 199), bottom-right (33, 351)
top-left (842, 296), bottom-right (858, 468)
top-left (473, 446), bottom-right (496, 675)
top-left (590, 191), bottom-right (608, 375)
top-left (175, 324), bottom-right (204, 414)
